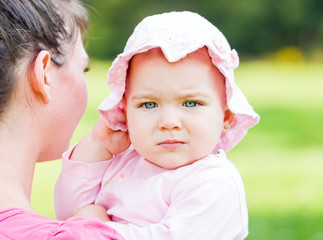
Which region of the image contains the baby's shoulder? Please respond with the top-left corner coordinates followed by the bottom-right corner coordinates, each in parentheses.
top-left (178, 151), bottom-right (244, 189)
top-left (184, 151), bottom-right (234, 172)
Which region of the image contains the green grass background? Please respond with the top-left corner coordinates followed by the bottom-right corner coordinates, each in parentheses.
top-left (31, 59), bottom-right (323, 240)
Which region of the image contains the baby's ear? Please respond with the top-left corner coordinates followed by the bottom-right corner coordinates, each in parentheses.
top-left (29, 50), bottom-right (52, 104)
top-left (122, 96), bottom-right (128, 124)
top-left (223, 109), bottom-right (234, 128)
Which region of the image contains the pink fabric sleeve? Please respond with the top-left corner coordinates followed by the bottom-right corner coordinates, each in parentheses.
top-left (0, 208), bottom-right (124, 240)
top-left (106, 166), bottom-right (248, 240)
top-left (54, 146), bottom-right (111, 220)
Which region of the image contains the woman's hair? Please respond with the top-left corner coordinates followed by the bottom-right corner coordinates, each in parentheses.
top-left (0, 0), bottom-right (88, 120)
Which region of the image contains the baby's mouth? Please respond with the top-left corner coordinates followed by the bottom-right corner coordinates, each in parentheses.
top-left (158, 140), bottom-right (185, 149)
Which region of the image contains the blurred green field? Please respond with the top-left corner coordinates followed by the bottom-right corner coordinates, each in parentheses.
top-left (31, 59), bottom-right (323, 240)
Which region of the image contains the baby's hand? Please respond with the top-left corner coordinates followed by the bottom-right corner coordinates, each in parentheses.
top-left (90, 118), bottom-right (130, 157)
top-left (69, 204), bottom-right (111, 222)
top-left (70, 118), bottom-right (130, 163)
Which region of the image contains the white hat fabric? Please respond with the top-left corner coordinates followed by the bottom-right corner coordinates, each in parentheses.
top-left (98, 11), bottom-right (260, 152)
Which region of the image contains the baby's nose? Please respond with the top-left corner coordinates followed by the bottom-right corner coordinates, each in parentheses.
top-left (157, 108), bottom-right (182, 130)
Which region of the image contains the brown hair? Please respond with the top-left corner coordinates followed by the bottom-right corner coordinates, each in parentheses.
top-left (0, 0), bottom-right (88, 120)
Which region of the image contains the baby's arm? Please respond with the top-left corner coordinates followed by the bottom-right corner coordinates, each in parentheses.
top-left (54, 118), bottom-right (130, 220)
top-left (69, 204), bottom-right (111, 222)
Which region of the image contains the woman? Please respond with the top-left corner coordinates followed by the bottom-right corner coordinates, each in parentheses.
top-left (0, 0), bottom-right (124, 239)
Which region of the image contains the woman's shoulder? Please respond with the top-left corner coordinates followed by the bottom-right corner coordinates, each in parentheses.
top-left (0, 207), bottom-right (38, 222)
top-left (0, 208), bottom-right (124, 240)
top-left (0, 208), bottom-right (53, 239)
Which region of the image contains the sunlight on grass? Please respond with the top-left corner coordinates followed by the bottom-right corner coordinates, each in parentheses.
top-left (231, 146), bottom-right (323, 214)
top-left (235, 61), bottom-right (323, 108)
top-left (31, 59), bottom-right (323, 239)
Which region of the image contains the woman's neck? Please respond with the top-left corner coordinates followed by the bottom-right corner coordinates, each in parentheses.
top-left (0, 115), bottom-right (40, 211)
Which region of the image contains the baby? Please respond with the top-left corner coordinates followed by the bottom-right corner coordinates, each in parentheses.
top-left (55, 11), bottom-right (259, 240)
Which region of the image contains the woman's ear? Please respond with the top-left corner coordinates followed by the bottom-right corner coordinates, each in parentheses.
top-left (223, 109), bottom-right (234, 131)
top-left (30, 50), bottom-right (52, 104)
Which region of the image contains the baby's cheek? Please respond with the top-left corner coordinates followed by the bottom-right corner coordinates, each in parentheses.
top-left (201, 122), bottom-right (223, 151)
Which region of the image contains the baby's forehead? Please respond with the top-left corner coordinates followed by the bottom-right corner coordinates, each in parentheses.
top-left (126, 47), bottom-right (225, 95)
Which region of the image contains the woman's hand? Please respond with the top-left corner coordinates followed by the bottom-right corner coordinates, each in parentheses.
top-left (70, 204), bottom-right (111, 222)
top-left (70, 118), bottom-right (130, 162)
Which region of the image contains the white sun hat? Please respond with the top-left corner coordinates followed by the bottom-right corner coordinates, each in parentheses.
top-left (98, 11), bottom-right (260, 152)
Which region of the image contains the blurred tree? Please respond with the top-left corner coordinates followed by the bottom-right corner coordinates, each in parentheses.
top-left (83, 0), bottom-right (323, 59)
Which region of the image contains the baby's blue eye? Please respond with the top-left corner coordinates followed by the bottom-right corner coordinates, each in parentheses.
top-left (143, 102), bottom-right (157, 109)
top-left (184, 101), bottom-right (197, 108)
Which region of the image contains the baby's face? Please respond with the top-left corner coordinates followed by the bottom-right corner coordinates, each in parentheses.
top-left (124, 48), bottom-right (226, 169)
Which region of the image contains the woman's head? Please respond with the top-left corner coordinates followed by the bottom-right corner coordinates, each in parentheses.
top-left (0, 0), bottom-right (88, 121)
top-left (0, 0), bottom-right (89, 161)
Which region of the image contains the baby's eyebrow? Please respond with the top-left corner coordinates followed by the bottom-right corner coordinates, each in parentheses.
top-left (177, 91), bottom-right (212, 99)
top-left (130, 94), bottom-right (158, 101)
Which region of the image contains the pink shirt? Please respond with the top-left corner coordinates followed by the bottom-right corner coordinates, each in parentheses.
top-left (0, 208), bottom-right (124, 240)
top-left (55, 147), bottom-right (248, 240)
